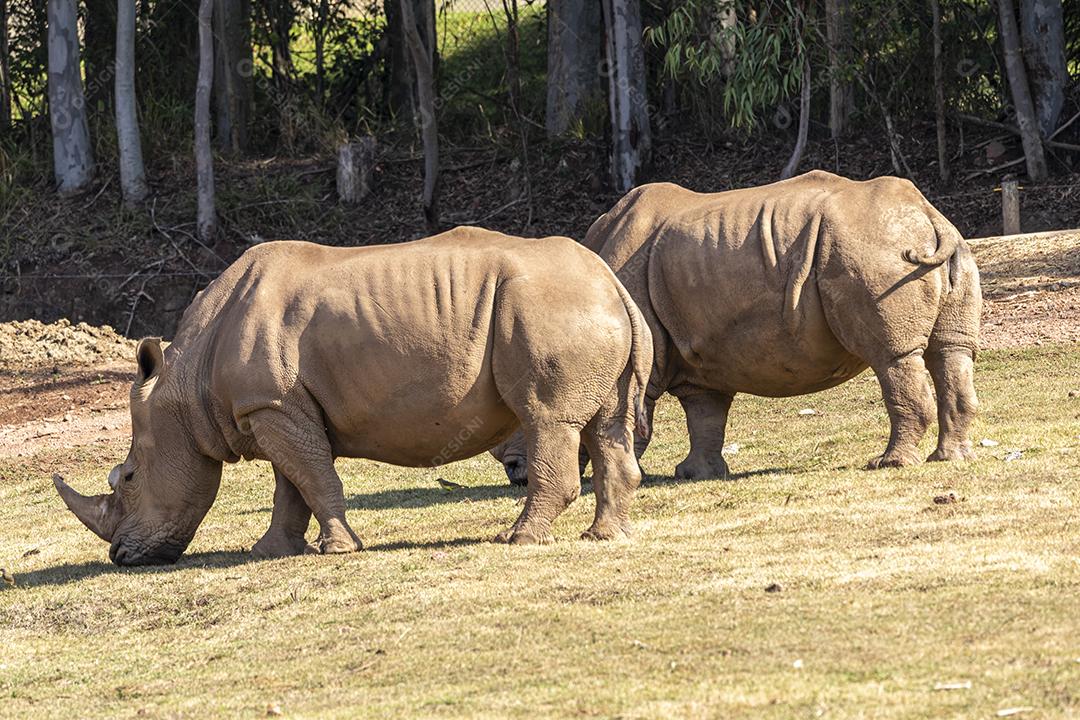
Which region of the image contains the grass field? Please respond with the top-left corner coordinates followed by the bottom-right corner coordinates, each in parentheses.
top-left (1, 345), bottom-right (1078, 718)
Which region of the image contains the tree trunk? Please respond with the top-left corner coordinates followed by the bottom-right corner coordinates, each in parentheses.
top-left (1019, 0), bottom-right (1066, 137)
top-left (214, 0), bottom-right (252, 154)
top-left (997, 0), bottom-right (1048, 180)
top-left (115, 0), bottom-right (148, 205)
top-left (266, 0), bottom-right (295, 92)
top-left (399, 0), bottom-right (438, 231)
top-left (196, 0), bottom-right (218, 241)
top-left (385, 0), bottom-right (435, 121)
top-left (545, 0), bottom-right (603, 137)
top-left (601, 0), bottom-right (651, 193)
top-left (930, 0), bottom-right (950, 183)
top-left (315, 0), bottom-right (329, 100)
top-left (825, 0), bottom-right (851, 138)
top-left (714, 0), bottom-right (737, 76)
top-left (781, 57), bottom-right (811, 180)
top-left (82, 0), bottom-right (115, 115)
top-left (47, 0), bottom-right (95, 195)
top-left (1, 0), bottom-right (10, 131)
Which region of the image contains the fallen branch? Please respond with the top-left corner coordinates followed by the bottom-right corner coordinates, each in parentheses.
top-left (956, 113), bottom-right (1080, 154)
top-left (1048, 109), bottom-right (1080, 140)
top-left (963, 156), bottom-right (1025, 181)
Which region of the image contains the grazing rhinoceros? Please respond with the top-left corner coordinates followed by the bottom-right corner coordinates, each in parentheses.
top-left (54, 228), bottom-right (651, 565)
top-left (493, 170), bottom-right (980, 482)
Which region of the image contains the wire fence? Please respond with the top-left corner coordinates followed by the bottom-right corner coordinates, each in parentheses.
top-left (434, 0), bottom-right (544, 56)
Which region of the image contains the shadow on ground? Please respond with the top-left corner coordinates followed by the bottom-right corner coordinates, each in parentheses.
top-left (344, 482), bottom-right (523, 511)
top-left (339, 465), bottom-right (796, 512)
top-left (365, 536), bottom-right (492, 551)
top-left (11, 550), bottom-right (256, 587)
top-left (642, 466), bottom-right (794, 486)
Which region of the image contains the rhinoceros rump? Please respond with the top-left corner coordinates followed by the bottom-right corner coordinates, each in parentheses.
top-left (56, 228), bottom-right (651, 565)
top-left (493, 171), bottom-right (980, 482)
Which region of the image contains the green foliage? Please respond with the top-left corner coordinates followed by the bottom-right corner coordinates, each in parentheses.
top-left (6, 1), bottom-right (48, 123)
top-left (436, 5), bottom-right (548, 141)
top-left (647, 0), bottom-right (808, 130)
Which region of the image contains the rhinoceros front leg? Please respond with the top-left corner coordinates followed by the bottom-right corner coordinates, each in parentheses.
top-left (252, 466), bottom-right (312, 559)
top-left (249, 410), bottom-right (363, 554)
top-left (493, 422), bottom-right (581, 545)
top-left (673, 387), bottom-right (734, 480)
top-left (867, 352), bottom-right (935, 469)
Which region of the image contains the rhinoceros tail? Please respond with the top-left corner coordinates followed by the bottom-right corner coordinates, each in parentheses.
top-left (903, 208), bottom-right (962, 266)
top-left (612, 277), bottom-right (653, 440)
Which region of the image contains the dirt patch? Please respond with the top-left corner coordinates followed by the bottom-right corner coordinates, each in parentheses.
top-left (971, 231), bottom-right (1080, 349)
top-left (979, 286), bottom-right (1080, 348)
top-left (0, 363), bottom-right (132, 459)
top-left (0, 319), bottom-right (136, 369)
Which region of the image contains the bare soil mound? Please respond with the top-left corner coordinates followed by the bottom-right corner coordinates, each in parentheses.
top-left (972, 230), bottom-right (1080, 348)
top-left (0, 319), bottom-right (136, 369)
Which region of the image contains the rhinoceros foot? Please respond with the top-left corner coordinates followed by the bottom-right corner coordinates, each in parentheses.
top-left (491, 527), bottom-right (554, 545)
top-left (927, 444), bottom-right (976, 463)
top-left (580, 522), bottom-right (632, 542)
top-left (304, 522), bottom-right (363, 554)
top-left (866, 449), bottom-right (922, 469)
top-left (252, 530), bottom-right (309, 559)
top-left (674, 454), bottom-right (731, 481)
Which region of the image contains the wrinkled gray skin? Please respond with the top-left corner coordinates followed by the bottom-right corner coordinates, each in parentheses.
top-left (55, 228), bottom-right (652, 565)
top-left (492, 171), bottom-right (981, 482)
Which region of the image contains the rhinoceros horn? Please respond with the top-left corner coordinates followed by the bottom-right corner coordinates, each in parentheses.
top-left (53, 474), bottom-right (121, 542)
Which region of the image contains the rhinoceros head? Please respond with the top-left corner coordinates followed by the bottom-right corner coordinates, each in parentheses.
top-left (55, 338), bottom-right (222, 566)
top-left (489, 433), bottom-right (529, 486)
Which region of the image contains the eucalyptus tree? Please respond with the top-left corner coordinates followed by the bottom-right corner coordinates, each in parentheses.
top-left (545, 0), bottom-right (603, 137)
top-left (115, 0), bottom-right (148, 205)
top-left (195, 0), bottom-right (218, 240)
top-left (47, 0), bottom-right (94, 194)
top-left (602, 0), bottom-right (651, 193)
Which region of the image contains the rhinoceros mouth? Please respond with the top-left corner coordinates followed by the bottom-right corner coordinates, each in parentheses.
top-left (503, 456), bottom-right (528, 486)
top-left (109, 537), bottom-right (186, 566)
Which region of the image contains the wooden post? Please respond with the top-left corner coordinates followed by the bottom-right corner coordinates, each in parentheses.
top-left (1001, 179), bottom-right (1020, 235)
top-left (336, 136), bottom-right (377, 204)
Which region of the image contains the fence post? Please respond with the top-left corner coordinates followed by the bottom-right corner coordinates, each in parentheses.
top-left (1001, 179), bottom-right (1020, 235)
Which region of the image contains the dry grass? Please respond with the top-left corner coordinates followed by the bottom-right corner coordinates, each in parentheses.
top-left (1, 345), bottom-right (1078, 719)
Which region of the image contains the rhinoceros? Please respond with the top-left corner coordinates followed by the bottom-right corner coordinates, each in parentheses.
top-left (54, 228), bottom-right (651, 565)
top-left (493, 171), bottom-right (980, 482)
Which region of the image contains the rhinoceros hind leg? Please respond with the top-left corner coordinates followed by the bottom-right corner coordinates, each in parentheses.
top-left (867, 352), bottom-right (935, 469)
top-left (673, 388), bottom-right (734, 480)
top-left (492, 422), bottom-right (580, 545)
top-left (580, 410), bottom-right (641, 541)
top-left (249, 409), bottom-right (363, 555)
top-left (252, 466), bottom-right (312, 559)
top-left (926, 346), bottom-right (978, 463)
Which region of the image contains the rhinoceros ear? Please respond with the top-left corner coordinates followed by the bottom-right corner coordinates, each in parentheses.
top-left (135, 337), bottom-right (165, 385)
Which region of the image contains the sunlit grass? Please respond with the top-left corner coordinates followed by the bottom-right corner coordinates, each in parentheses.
top-left (1, 345), bottom-right (1078, 718)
